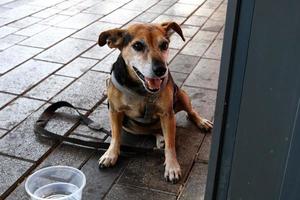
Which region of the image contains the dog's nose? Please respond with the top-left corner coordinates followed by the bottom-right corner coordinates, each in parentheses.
top-left (152, 59), bottom-right (167, 77)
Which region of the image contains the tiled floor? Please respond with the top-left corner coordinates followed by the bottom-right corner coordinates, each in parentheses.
top-left (0, 0), bottom-right (226, 199)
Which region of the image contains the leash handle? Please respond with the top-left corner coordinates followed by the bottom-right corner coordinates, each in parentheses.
top-left (34, 101), bottom-right (162, 154)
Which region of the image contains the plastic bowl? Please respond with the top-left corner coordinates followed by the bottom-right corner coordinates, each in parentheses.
top-left (25, 166), bottom-right (86, 200)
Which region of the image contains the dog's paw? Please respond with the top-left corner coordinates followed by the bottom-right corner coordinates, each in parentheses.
top-left (194, 118), bottom-right (213, 132)
top-left (98, 149), bottom-right (119, 168)
top-left (164, 160), bottom-right (181, 184)
top-left (155, 134), bottom-right (165, 149)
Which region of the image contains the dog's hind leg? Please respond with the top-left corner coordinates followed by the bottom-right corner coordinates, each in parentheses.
top-left (175, 89), bottom-right (213, 132)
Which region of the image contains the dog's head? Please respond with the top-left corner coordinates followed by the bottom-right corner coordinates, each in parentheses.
top-left (98, 22), bottom-right (185, 93)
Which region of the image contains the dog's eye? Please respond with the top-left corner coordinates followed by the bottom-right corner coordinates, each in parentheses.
top-left (132, 41), bottom-right (144, 52)
top-left (160, 41), bottom-right (169, 51)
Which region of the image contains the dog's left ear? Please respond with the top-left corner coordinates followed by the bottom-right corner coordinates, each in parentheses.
top-left (98, 28), bottom-right (127, 49)
top-left (161, 22), bottom-right (185, 41)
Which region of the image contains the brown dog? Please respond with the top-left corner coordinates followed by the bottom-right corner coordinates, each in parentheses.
top-left (97, 22), bottom-right (213, 183)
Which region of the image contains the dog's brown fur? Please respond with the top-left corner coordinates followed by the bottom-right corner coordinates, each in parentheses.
top-left (97, 22), bottom-right (213, 183)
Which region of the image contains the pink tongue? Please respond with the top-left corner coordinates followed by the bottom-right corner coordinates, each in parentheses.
top-left (145, 77), bottom-right (162, 89)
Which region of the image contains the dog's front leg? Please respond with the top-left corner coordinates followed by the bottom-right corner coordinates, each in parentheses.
top-left (99, 110), bottom-right (124, 168)
top-left (161, 112), bottom-right (181, 183)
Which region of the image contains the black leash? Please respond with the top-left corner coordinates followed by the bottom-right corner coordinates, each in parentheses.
top-left (34, 101), bottom-right (162, 154)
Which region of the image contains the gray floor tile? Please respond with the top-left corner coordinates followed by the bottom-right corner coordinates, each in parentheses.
top-left (32, 7), bottom-right (61, 19)
top-left (184, 15), bottom-right (207, 27)
top-left (193, 30), bottom-right (218, 42)
top-left (0, 34), bottom-right (27, 50)
top-left (99, 9), bottom-right (141, 24)
top-left (123, 0), bottom-right (158, 11)
top-left (152, 14), bottom-right (186, 24)
top-left (202, 18), bottom-right (224, 32)
top-left (81, 45), bottom-right (113, 60)
top-left (0, 59), bottom-right (62, 94)
top-left (15, 23), bottom-right (49, 37)
top-left (20, 27), bottom-right (76, 48)
top-left (52, 71), bottom-right (109, 110)
top-left (8, 16), bottom-right (41, 29)
top-left (181, 40), bottom-right (211, 56)
top-left (92, 50), bottom-right (119, 73)
top-left (25, 75), bottom-right (74, 100)
top-left (0, 92), bottom-right (16, 108)
top-left (164, 3), bottom-right (198, 17)
top-left (39, 14), bottom-right (70, 26)
top-left (197, 134), bottom-right (212, 162)
top-left (0, 26), bottom-right (19, 38)
top-left (0, 97), bottom-right (44, 130)
top-left (72, 21), bottom-right (120, 41)
top-left (0, 155), bottom-right (33, 196)
top-left (184, 58), bottom-right (220, 90)
top-left (203, 39), bottom-right (223, 60)
top-left (178, 163), bottom-right (208, 200)
top-left (194, 7), bottom-right (215, 17)
top-left (55, 13), bottom-right (102, 29)
top-left (169, 54), bottom-right (200, 73)
top-left (83, 1), bottom-right (123, 15)
top-left (105, 184), bottom-right (176, 200)
top-left (35, 38), bottom-right (94, 63)
top-left (56, 57), bottom-right (98, 78)
top-left (0, 45), bottom-right (42, 74)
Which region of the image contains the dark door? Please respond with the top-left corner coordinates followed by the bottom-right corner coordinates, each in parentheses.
top-left (205, 0), bottom-right (300, 199)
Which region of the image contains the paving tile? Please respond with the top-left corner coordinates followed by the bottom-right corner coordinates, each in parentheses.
top-left (83, 1), bottom-right (123, 15)
top-left (178, 0), bottom-right (205, 5)
top-left (8, 16), bottom-right (41, 29)
top-left (105, 184), bottom-right (176, 200)
top-left (184, 15), bottom-right (207, 27)
top-left (92, 50), bottom-right (119, 73)
top-left (32, 7), bottom-right (61, 18)
top-left (203, 39), bottom-right (223, 60)
top-left (0, 104), bottom-right (83, 160)
top-left (0, 45), bottom-right (42, 74)
top-left (201, 0), bottom-right (222, 10)
top-left (0, 155), bottom-right (33, 196)
top-left (15, 23), bottom-right (49, 37)
top-left (0, 17), bottom-right (13, 27)
top-left (72, 21), bottom-right (120, 41)
top-left (0, 26), bottom-right (19, 38)
top-left (0, 129), bottom-right (6, 138)
top-left (52, 71), bottom-right (109, 110)
top-left (197, 134), bottom-right (212, 162)
top-left (170, 71), bottom-right (188, 87)
top-left (20, 27), bottom-right (76, 48)
top-left (168, 48), bottom-right (179, 63)
top-left (176, 86), bottom-right (217, 127)
top-left (56, 57), bottom-right (98, 78)
top-left (216, 27), bottom-right (224, 39)
top-left (99, 8), bottom-right (141, 24)
top-left (39, 14), bottom-right (71, 26)
top-left (193, 30), bottom-right (218, 42)
top-left (55, 13), bottom-right (102, 29)
top-left (164, 3), bottom-right (198, 17)
top-left (178, 163), bottom-right (208, 200)
top-left (6, 144), bottom-right (94, 200)
top-left (169, 54), bottom-right (200, 74)
top-left (81, 45), bottom-right (113, 60)
top-left (0, 59), bottom-right (62, 94)
top-left (71, 105), bottom-right (110, 142)
top-left (0, 34), bottom-right (27, 50)
top-left (181, 40), bottom-right (211, 56)
top-left (0, 97), bottom-right (44, 130)
top-left (0, 92), bottom-right (16, 108)
top-left (118, 127), bottom-right (204, 193)
top-left (147, 4), bottom-right (169, 14)
top-left (25, 75), bottom-right (74, 100)
top-left (169, 34), bottom-right (190, 49)
top-left (35, 38), bottom-right (94, 64)
top-left (54, 0), bottom-right (78, 10)
top-left (81, 154), bottom-right (129, 200)
top-left (123, 0), bottom-right (158, 11)
top-left (184, 58), bottom-right (220, 90)
top-left (0, 5), bottom-right (41, 21)
top-left (157, 0), bottom-right (177, 6)
top-left (152, 14), bottom-right (186, 24)
top-left (194, 8), bottom-right (215, 17)
top-left (180, 24), bottom-right (199, 37)
top-left (132, 12), bottom-right (160, 23)
top-left (202, 19), bottom-right (224, 32)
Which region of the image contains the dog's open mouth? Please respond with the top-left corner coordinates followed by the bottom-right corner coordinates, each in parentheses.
top-left (133, 67), bottom-right (164, 93)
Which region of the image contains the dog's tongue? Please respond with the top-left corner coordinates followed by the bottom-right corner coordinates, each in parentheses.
top-left (145, 77), bottom-right (162, 90)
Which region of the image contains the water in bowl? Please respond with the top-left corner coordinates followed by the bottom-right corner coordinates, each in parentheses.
top-left (33, 182), bottom-right (79, 200)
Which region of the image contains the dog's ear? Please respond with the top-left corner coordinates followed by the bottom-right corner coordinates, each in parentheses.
top-left (161, 22), bottom-right (185, 41)
top-left (98, 28), bottom-right (127, 49)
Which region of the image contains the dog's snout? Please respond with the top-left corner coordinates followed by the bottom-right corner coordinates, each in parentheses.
top-left (152, 59), bottom-right (167, 77)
